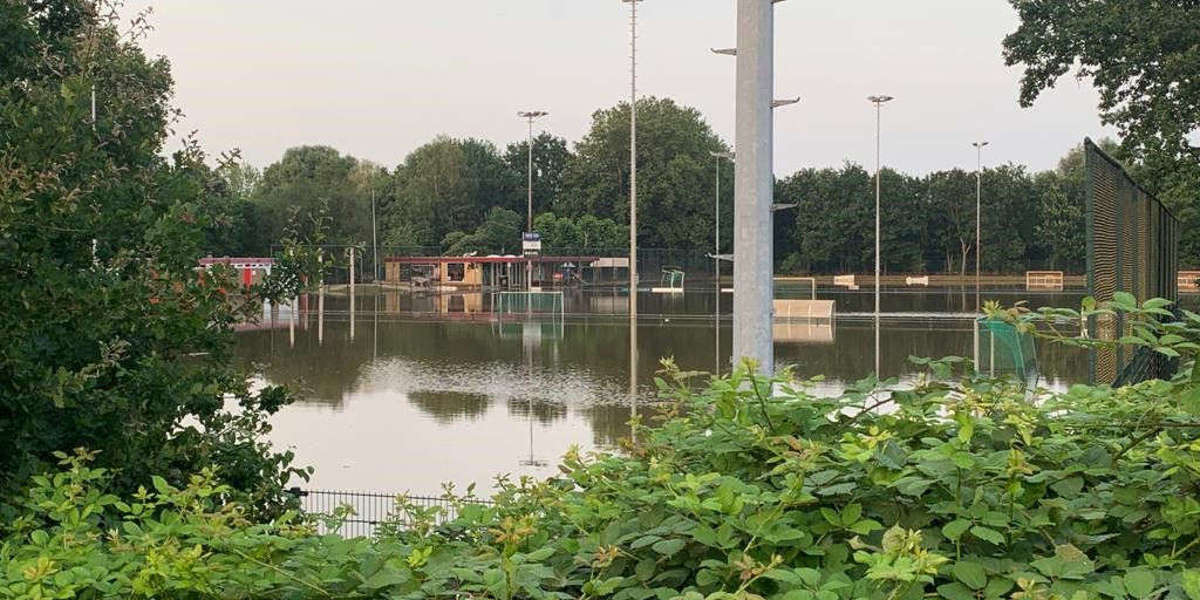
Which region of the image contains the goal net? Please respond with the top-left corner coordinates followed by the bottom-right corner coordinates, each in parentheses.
top-left (492, 291), bottom-right (566, 320)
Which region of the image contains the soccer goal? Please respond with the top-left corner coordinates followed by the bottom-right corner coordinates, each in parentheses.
top-left (492, 291), bottom-right (566, 320)
top-left (652, 268), bottom-right (685, 294)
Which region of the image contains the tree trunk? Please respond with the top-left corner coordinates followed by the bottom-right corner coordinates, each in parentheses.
top-left (960, 240), bottom-right (970, 278)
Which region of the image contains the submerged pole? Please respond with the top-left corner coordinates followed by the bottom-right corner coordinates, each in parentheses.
top-left (731, 0), bottom-right (775, 373)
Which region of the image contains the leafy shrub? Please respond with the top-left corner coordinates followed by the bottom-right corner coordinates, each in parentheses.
top-left (4, 345), bottom-right (1200, 599)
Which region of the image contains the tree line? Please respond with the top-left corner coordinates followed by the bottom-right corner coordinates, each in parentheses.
top-left (205, 100), bottom-right (1186, 275)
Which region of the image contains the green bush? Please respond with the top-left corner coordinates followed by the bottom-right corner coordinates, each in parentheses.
top-left (4, 347), bottom-right (1200, 599)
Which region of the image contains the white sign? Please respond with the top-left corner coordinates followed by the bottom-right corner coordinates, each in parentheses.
top-left (522, 232), bottom-right (541, 257)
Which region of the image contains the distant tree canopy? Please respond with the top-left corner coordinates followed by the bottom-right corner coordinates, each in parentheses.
top-left (561, 97), bottom-right (731, 250)
top-left (218, 92), bottom-right (1181, 274)
top-left (252, 146), bottom-right (379, 252)
top-left (1004, 0), bottom-right (1200, 259)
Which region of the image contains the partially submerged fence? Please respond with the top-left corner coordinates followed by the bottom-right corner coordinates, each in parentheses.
top-left (288, 488), bottom-right (493, 538)
top-left (1085, 138), bottom-right (1180, 384)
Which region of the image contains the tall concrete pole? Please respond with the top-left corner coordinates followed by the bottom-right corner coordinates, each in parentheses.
top-left (732, 0), bottom-right (775, 374)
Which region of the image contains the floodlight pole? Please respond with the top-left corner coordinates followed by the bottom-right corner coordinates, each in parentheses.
top-left (868, 95), bottom-right (893, 378)
top-left (518, 111), bottom-right (549, 291)
top-left (732, 0), bottom-right (779, 374)
top-left (622, 0), bottom-right (643, 429)
top-left (711, 151), bottom-right (734, 376)
top-left (518, 111), bottom-right (550, 232)
top-left (973, 141), bottom-right (988, 312)
top-left (371, 188), bottom-right (378, 282)
top-left (710, 151), bottom-right (735, 287)
top-left (623, 0), bottom-right (642, 325)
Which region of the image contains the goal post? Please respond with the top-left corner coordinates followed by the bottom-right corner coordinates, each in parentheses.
top-left (492, 291), bottom-right (566, 321)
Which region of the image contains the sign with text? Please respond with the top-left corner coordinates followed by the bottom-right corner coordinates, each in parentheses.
top-left (522, 232), bottom-right (542, 257)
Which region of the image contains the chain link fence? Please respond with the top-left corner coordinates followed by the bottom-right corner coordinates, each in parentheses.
top-left (1084, 138), bottom-right (1180, 385)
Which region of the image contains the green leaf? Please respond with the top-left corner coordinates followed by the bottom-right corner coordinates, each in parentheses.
top-left (1050, 476), bottom-right (1084, 498)
top-left (151, 475), bottom-right (172, 495)
top-left (1123, 570), bottom-right (1156, 599)
top-left (894, 476), bottom-right (933, 497)
top-left (1113, 292), bottom-right (1137, 308)
top-left (942, 519), bottom-right (971, 541)
top-left (937, 582), bottom-right (976, 600)
top-left (1182, 569), bottom-right (1200, 600)
top-left (820, 508), bottom-right (841, 526)
top-left (970, 525), bottom-right (1005, 546)
top-left (953, 561), bottom-right (988, 590)
top-left (983, 577), bottom-right (1014, 598)
top-left (651, 538), bottom-right (685, 557)
top-left (848, 519), bottom-right (883, 535)
top-left (630, 535), bottom-right (661, 549)
top-left (841, 503), bottom-right (863, 526)
top-left (635, 558), bottom-right (656, 582)
top-left (1031, 545), bottom-right (1095, 580)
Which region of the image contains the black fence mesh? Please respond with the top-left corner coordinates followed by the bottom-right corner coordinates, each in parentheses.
top-left (1085, 138), bottom-right (1180, 385)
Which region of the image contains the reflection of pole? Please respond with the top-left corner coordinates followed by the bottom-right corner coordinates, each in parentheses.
top-left (629, 317), bottom-right (638, 444)
top-left (289, 296), bottom-right (297, 348)
top-left (874, 313), bottom-right (881, 379)
top-left (350, 247), bottom-right (356, 341)
top-left (318, 251), bottom-right (325, 346)
top-left (715, 278), bottom-right (721, 377)
top-left (318, 286), bottom-right (325, 345)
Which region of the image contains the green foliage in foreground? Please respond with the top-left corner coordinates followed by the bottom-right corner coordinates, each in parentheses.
top-left (5, 355), bottom-right (1200, 599)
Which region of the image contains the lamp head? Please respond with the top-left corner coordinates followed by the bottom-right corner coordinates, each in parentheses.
top-left (867, 95), bottom-right (895, 104)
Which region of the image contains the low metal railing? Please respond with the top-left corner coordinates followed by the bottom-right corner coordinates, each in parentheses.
top-left (288, 488), bottom-right (493, 538)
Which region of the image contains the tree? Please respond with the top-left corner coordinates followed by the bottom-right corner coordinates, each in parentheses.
top-left (1003, 0), bottom-right (1200, 262)
top-left (925, 169), bottom-right (977, 276)
top-left (533, 212), bottom-right (628, 252)
top-left (504, 133), bottom-right (571, 221)
top-left (560, 97), bottom-right (730, 249)
top-left (979, 164), bottom-right (1039, 274)
top-left (253, 146), bottom-right (368, 250)
top-left (776, 164), bottom-right (874, 274)
top-left (442, 207), bottom-right (522, 256)
top-left (0, 0), bottom-right (304, 512)
top-left (383, 136), bottom-right (518, 250)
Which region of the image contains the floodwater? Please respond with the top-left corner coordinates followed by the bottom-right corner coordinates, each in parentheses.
top-left (237, 286), bottom-right (1094, 494)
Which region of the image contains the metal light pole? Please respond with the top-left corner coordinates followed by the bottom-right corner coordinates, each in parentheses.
top-left (518, 111), bottom-right (549, 290)
top-left (622, 0), bottom-right (642, 325)
top-left (868, 95), bottom-right (893, 378)
top-left (710, 151), bottom-right (735, 279)
top-left (517, 111), bottom-right (550, 232)
top-left (622, 0), bottom-right (643, 428)
top-left (732, 0), bottom-right (778, 374)
top-left (710, 151), bottom-right (733, 375)
top-left (371, 188), bottom-right (378, 282)
top-left (867, 95), bottom-right (894, 318)
top-left (972, 141), bottom-right (988, 311)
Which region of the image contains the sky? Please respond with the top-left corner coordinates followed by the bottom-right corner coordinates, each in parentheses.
top-left (118, 0), bottom-right (1116, 176)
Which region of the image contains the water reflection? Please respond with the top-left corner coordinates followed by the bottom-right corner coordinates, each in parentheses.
top-left (240, 288), bottom-right (1110, 492)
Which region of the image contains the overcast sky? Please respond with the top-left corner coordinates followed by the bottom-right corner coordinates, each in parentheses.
top-left (119, 0), bottom-right (1115, 175)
